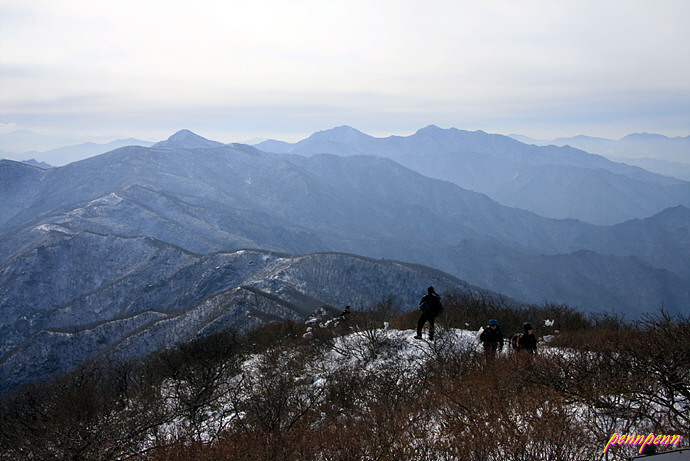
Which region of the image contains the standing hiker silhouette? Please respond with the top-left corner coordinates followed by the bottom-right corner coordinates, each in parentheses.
top-left (414, 286), bottom-right (443, 341)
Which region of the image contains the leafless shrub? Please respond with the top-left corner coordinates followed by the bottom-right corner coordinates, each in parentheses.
top-left (335, 298), bottom-right (405, 362)
top-left (0, 358), bottom-right (172, 460)
top-left (3, 303), bottom-right (687, 461)
top-left (151, 332), bottom-right (242, 441)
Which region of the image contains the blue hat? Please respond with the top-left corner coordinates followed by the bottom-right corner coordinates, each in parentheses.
top-left (489, 319), bottom-right (498, 326)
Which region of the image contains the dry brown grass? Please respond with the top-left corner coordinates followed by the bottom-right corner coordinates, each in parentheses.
top-left (1, 299), bottom-right (687, 461)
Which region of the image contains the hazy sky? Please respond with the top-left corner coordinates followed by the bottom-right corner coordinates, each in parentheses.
top-left (1, 0), bottom-right (689, 146)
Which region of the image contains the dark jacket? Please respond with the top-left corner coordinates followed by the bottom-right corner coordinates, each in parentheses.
top-left (519, 332), bottom-right (537, 353)
top-left (419, 293), bottom-right (443, 318)
top-left (480, 325), bottom-right (504, 349)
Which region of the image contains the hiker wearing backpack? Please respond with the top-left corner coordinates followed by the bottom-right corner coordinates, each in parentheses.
top-left (519, 322), bottom-right (537, 353)
top-left (338, 305), bottom-right (351, 318)
top-left (479, 319), bottom-right (504, 356)
top-left (414, 286), bottom-right (443, 341)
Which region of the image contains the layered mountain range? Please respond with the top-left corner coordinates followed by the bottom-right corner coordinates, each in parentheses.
top-left (257, 125), bottom-right (689, 225)
top-left (510, 132), bottom-right (690, 180)
top-left (0, 130), bottom-right (154, 166)
top-left (1, 127), bottom-right (688, 392)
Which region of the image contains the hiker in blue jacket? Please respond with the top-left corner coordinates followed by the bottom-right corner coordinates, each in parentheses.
top-left (479, 319), bottom-right (504, 356)
top-left (414, 286), bottom-right (443, 341)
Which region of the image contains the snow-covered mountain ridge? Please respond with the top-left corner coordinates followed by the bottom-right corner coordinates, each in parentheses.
top-left (0, 228), bottom-right (485, 394)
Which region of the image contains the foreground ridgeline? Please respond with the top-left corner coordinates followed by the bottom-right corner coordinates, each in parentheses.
top-left (0, 296), bottom-right (687, 461)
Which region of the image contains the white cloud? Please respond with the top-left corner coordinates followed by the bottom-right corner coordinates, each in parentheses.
top-left (0, 123), bottom-right (17, 134)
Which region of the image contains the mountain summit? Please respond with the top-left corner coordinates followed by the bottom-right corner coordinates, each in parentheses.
top-left (308, 125), bottom-right (370, 142)
top-left (152, 129), bottom-right (224, 150)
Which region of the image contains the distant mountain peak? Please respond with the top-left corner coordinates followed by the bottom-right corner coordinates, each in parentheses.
top-left (169, 129), bottom-right (199, 138)
top-left (152, 130), bottom-right (223, 149)
top-left (309, 126), bottom-right (369, 141)
top-left (326, 125), bottom-right (363, 134)
top-left (414, 125), bottom-right (474, 137)
top-left (295, 126), bottom-right (376, 153)
top-left (20, 158), bottom-right (53, 169)
top-left (414, 125), bottom-right (445, 136)
top-left (621, 132), bottom-right (669, 141)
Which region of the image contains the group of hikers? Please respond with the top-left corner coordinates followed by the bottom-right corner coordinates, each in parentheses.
top-left (336, 286), bottom-right (538, 353)
top-left (478, 317), bottom-right (538, 355)
top-left (414, 286), bottom-right (537, 353)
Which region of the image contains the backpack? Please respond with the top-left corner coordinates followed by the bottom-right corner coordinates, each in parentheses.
top-left (510, 333), bottom-right (521, 350)
top-left (428, 296), bottom-right (443, 316)
top-left (432, 298), bottom-right (443, 316)
top-left (420, 295), bottom-right (443, 316)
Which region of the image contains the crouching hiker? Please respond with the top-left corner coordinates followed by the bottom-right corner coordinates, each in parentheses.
top-left (414, 286), bottom-right (443, 341)
top-left (520, 322), bottom-right (537, 353)
top-left (338, 305), bottom-right (351, 319)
